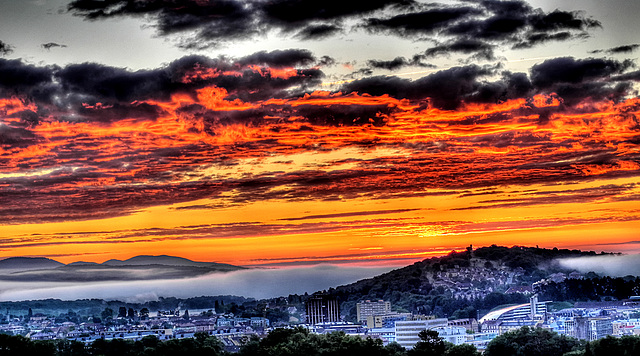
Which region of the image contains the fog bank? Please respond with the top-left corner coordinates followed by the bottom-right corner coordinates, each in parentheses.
top-left (0, 264), bottom-right (393, 302)
top-left (558, 254), bottom-right (640, 277)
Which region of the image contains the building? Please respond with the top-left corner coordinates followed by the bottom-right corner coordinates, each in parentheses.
top-left (367, 327), bottom-right (396, 345)
top-left (431, 326), bottom-right (467, 345)
top-left (565, 316), bottom-right (613, 341)
top-left (448, 318), bottom-right (479, 332)
top-left (395, 318), bottom-right (448, 349)
top-left (479, 295), bottom-right (548, 324)
top-left (356, 300), bottom-right (391, 324)
top-left (366, 312), bottom-right (411, 328)
top-left (306, 295), bottom-right (340, 325)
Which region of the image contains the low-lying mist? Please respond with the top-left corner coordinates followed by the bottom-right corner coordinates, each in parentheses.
top-left (558, 253), bottom-right (640, 277)
top-left (0, 264), bottom-right (393, 302)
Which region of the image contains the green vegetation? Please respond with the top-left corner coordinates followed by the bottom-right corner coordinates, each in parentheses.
top-left (321, 245), bottom-right (606, 320)
top-left (483, 326), bottom-right (583, 356)
top-left (3, 327), bottom-right (640, 356)
top-left (538, 276), bottom-right (640, 302)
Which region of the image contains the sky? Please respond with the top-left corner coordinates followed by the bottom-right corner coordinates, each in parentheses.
top-left (1, 0), bottom-right (640, 272)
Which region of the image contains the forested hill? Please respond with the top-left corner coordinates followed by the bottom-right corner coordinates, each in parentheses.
top-left (325, 245), bottom-right (613, 320)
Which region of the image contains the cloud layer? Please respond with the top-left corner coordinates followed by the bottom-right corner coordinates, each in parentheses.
top-left (559, 254), bottom-right (640, 277)
top-left (1, 49), bottom-right (640, 224)
top-left (68, 0), bottom-right (600, 53)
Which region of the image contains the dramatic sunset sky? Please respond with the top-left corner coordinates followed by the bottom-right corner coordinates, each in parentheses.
top-left (2, 0), bottom-right (640, 270)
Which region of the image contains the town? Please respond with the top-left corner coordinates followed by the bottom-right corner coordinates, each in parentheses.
top-left (3, 271), bottom-right (640, 353)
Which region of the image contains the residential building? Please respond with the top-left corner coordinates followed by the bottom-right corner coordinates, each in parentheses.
top-left (356, 300), bottom-right (391, 324)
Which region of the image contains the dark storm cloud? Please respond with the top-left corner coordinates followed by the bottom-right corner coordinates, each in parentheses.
top-left (68, 0), bottom-right (599, 53)
top-left (41, 42), bottom-right (67, 50)
top-left (259, 0), bottom-right (413, 29)
top-left (68, 0), bottom-right (412, 46)
top-left (293, 103), bottom-right (397, 127)
top-left (363, 6), bottom-right (480, 37)
top-left (513, 31), bottom-right (575, 49)
top-left (530, 57), bottom-right (632, 88)
top-left (605, 44), bottom-right (640, 54)
top-left (424, 39), bottom-right (496, 60)
top-left (612, 70), bottom-right (640, 82)
top-left (68, 0), bottom-right (257, 47)
top-left (56, 62), bottom-right (173, 102)
top-left (367, 57), bottom-right (410, 71)
top-left (590, 44), bottom-right (640, 55)
top-left (342, 64), bottom-right (499, 109)
top-left (362, 0), bottom-right (600, 57)
top-left (236, 49), bottom-right (317, 68)
top-left (294, 24), bottom-right (342, 40)
top-left (528, 10), bottom-right (600, 31)
top-left (366, 57), bottom-right (435, 71)
top-left (0, 59), bottom-right (55, 96)
top-left (530, 57), bottom-right (634, 104)
top-left (0, 40), bottom-right (13, 56)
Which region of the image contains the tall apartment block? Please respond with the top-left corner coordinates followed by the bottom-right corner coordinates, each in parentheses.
top-left (305, 295), bottom-right (340, 325)
top-left (356, 300), bottom-right (391, 323)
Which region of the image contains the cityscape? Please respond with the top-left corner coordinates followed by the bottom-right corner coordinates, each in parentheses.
top-left (1, 246), bottom-right (640, 355)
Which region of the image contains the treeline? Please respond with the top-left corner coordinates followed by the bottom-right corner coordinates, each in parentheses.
top-left (0, 296), bottom-right (252, 316)
top-left (2, 326), bottom-right (640, 356)
top-left (539, 276), bottom-right (640, 301)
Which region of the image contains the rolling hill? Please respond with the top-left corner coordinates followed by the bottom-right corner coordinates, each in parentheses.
top-left (0, 255), bottom-right (246, 282)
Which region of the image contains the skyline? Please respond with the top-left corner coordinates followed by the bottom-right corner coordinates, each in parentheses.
top-left (1, 0), bottom-right (640, 269)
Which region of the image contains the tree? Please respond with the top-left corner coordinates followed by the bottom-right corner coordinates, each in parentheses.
top-left (101, 308), bottom-right (114, 321)
top-left (139, 308), bottom-right (149, 320)
top-left (484, 327), bottom-right (582, 356)
top-left (183, 309), bottom-right (190, 320)
top-left (127, 308), bottom-right (136, 319)
top-left (118, 307), bottom-right (127, 318)
top-left (408, 330), bottom-right (448, 356)
top-left (445, 344), bottom-right (480, 356)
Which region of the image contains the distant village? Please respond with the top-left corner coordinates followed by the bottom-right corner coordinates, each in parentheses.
top-left (3, 266), bottom-right (640, 352)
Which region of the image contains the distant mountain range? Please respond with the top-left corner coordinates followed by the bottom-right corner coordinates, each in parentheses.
top-left (0, 257), bottom-right (65, 271)
top-left (0, 255), bottom-right (246, 282)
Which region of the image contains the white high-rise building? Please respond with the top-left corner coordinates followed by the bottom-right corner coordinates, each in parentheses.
top-left (395, 318), bottom-right (449, 349)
